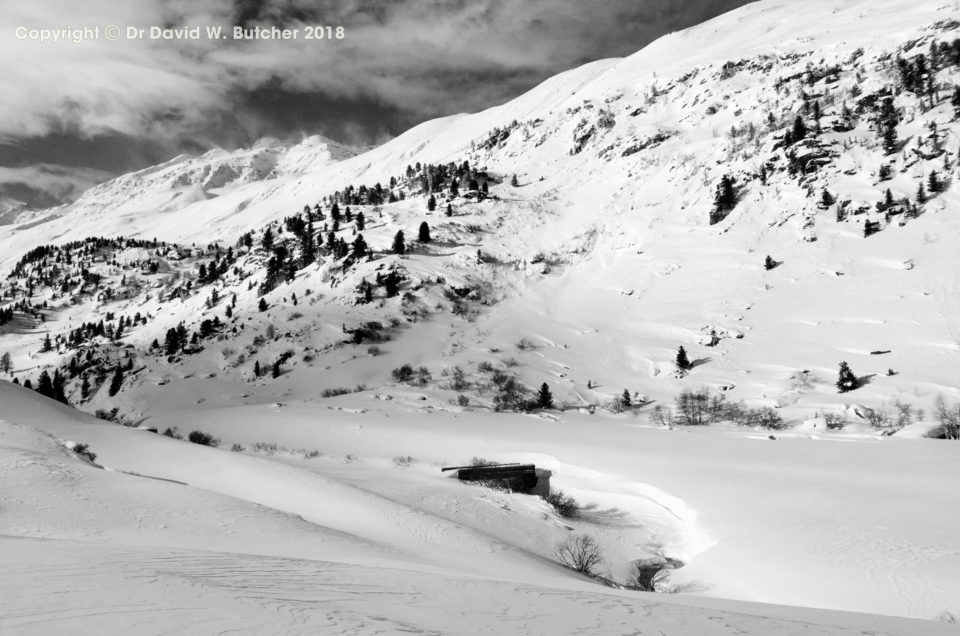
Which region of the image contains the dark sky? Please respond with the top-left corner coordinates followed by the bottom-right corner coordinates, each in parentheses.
top-left (0, 0), bottom-right (754, 204)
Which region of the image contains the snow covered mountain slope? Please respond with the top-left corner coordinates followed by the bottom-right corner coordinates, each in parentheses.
top-left (3, 0), bottom-right (960, 631)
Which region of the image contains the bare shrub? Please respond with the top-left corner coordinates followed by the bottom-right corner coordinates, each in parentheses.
top-left (516, 337), bottom-right (537, 351)
top-left (449, 366), bottom-right (470, 391)
top-left (367, 345), bottom-right (382, 357)
top-left (188, 430), bottom-right (220, 447)
top-left (937, 611), bottom-right (960, 624)
top-left (651, 404), bottom-right (675, 427)
top-left (477, 360), bottom-right (495, 373)
top-left (932, 395), bottom-right (960, 440)
top-left (162, 427), bottom-right (183, 440)
top-left (726, 402), bottom-right (786, 429)
top-left (321, 387), bottom-right (353, 398)
top-left (302, 449), bottom-right (322, 459)
top-left (824, 412), bottom-right (846, 430)
top-left (543, 490), bottom-right (580, 519)
top-left (554, 534), bottom-right (604, 576)
top-left (457, 394), bottom-right (470, 407)
top-left (72, 442), bottom-right (97, 462)
top-left (393, 455), bottom-right (415, 468)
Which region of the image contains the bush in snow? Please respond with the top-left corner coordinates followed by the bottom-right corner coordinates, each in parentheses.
top-left (543, 490), bottom-right (580, 519)
top-left (72, 442), bottom-right (97, 463)
top-left (188, 430), bottom-right (220, 447)
top-left (930, 395), bottom-right (960, 440)
top-left (393, 455), bottom-right (415, 468)
top-left (554, 533), bottom-right (604, 576)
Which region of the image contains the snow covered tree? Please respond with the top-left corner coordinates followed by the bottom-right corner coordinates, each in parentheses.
top-left (108, 365), bottom-right (123, 397)
top-left (836, 361), bottom-right (858, 393)
top-left (418, 222), bottom-right (431, 243)
top-left (537, 382), bottom-right (554, 409)
top-left (711, 174), bottom-right (737, 224)
top-left (676, 346), bottom-right (691, 371)
top-left (392, 230), bottom-right (406, 255)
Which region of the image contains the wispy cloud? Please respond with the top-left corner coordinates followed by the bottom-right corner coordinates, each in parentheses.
top-left (1, 0), bottom-right (751, 167)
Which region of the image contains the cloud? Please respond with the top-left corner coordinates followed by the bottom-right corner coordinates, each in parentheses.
top-left (1, 0), bottom-right (752, 156)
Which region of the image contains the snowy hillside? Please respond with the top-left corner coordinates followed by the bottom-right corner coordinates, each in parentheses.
top-left (3, 0), bottom-right (960, 632)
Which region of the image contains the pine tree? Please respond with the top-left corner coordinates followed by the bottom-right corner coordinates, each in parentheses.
top-left (352, 233), bottom-right (368, 259)
top-left (36, 370), bottom-right (54, 398)
top-left (836, 361), bottom-right (858, 392)
top-left (80, 374), bottom-right (90, 400)
top-left (164, 328), bottom-right (179, 355)
top-left (427, 195), bottom-right (436, 212)
top-left (42, 333), bottom-right (52, 352)
top-left (820, 188), bottom-right (834, 207)
top-left (884, 188), bottom-right (894, 207)
top-left (621, 389), bottom-right (632, 408)
top-left (0, 351), bottom-right (11, 374)
top-left (916, 181), bottom-right (927, 204)
top-left (392, 230), bottom-right (406, 255)
top-left (271, 360), bottom-right (281, 378)
top-left (792, 115), bottom-right (808, 141)
top-left (108, 365), bottom-right (124, 397)
top-left (676, 346), bottom-right (691, 371)
top-left (418, 222), bottom-right (431, 243)
top-left (878, 163), bottom-right (892, 181)
top-left (510, 174), bottom-right (519, 187)
top-left (445, 204), bottom-right (453, 217)
top-left (262, 227), bottom-right (274, 250)
top-left (927, 171), bottom-right (940, 194)
top-left (258, 298), bottom-right (268, 312)
top-left (537, 382), bottom-right (554, 409)
top-left (952, 86), bottom-right (960, 120)
top-left (254, 360), bottom-right (261, 377)
top-left (764, 255), bottom-right (776, 271)
top-left (53, 369), bottom-right (67, 404)
top-left (355, 211), bottom-right (365, 231)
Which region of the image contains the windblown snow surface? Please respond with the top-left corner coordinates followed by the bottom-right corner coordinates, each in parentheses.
top-left (3, 0), bottom-right (960, 633)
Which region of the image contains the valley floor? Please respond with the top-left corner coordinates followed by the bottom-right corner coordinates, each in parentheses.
top-left (2, 381), bottom-right (958, 635)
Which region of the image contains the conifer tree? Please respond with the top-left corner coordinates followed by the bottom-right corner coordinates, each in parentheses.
top-left (820, 188), bottom-right (834, 207)
top-left (952, 85), bottom-right (960, 120)
top-left (537, 382), bottom-right (554, 409)
top-left (37, 370), bottom-right (54, 398)
top-left (272, 360), bottom-right (281, 378)
top-left (258, 298), bottom-right (268, 312)
top-left (418, 222), bottom-right (431, 243)
top-left (53, 369), bottom-right (67, 404)
top-left (352, 233), bottom-right (368, 259)
top-left (355, 211), bottom-right (365, 231)
top-left (164, 328), bottom-right (179, 355)
top-left (392, 230), bottom-right (406, 255)
top-left (254, 360), bottom-right (261, 377)
top-left (836, 361), bottom-right (858, 392)
top-left (0, 351), bottom-right (11, 374)
top-left (42, 333), bottom-right (52, 352)
top-left (510, 174), bottom-right (519, 187)
top-left (916, 181), bottom-right (927, 204)
top-left (621, 389), bottom-right (632, 408)
top-left (80, 374), bottom-right (90, 400)
top-left (427, 195), bottom-right (436, 212)
top-left (927, 171), bottom-right (940, 194)
top-left (108, 365), bottom-right (123, 397)
top-left (446, 204), bottom-right (453, 217)
top-left (676, 346), bottom-right (691, 371)
top-left (792, 115), bottom-right (807, 141)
